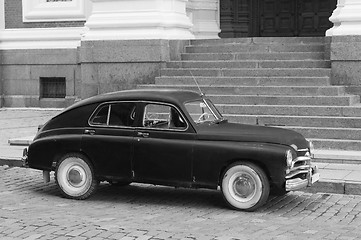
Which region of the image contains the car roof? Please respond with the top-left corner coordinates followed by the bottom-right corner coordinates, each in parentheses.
top-left (64, 88), bottom-right (203, 112)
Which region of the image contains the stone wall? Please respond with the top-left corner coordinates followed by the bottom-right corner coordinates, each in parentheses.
top-left (0, 40), bottom-right (189, 107)
top-left (0, 48), bottom-right (79, 107)
top-left (79, 40), bottom-right (189, 99)
top-left (330, 36), bottom-right (361, 96)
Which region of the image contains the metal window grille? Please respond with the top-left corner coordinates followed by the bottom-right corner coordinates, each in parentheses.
top-left (40, 77), bottom-right (66, 98)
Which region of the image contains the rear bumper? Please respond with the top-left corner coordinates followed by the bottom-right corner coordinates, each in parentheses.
top-left (22, 148), bottom-right (29, 167)
top-left (286, 165), bottom-right (320, 191)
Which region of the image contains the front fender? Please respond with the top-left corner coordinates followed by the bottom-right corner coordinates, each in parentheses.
top-left (192, 141), bottom-right (289, 189)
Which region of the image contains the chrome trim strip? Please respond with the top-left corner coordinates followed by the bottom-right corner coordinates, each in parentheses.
top-left (285, 165), bottom-right (319, 191)
top-left (290, 156), bottom-right (311, 168)
top-left (286, 169), bottom-right (310, 179)
top-left (293, 156), bottom-right (311, 162)
top-left (286, 178), bottom-right (309, 191)
top-left (106, 104), bottom-right (111, 126)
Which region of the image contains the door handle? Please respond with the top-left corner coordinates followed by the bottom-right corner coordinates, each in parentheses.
top-left (84, 129), bottom-right (96, 135)
top-left (137, 132), bottom-right (149, 138)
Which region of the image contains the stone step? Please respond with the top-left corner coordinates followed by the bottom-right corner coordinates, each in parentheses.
top-left (285, 127), bottom-right (361, 141)
top-left (216, 104), bottom-right (361, 117)
top-left (155, 76), bottom-right (331, 86)
top-left (139, 84), bottom-right (346, 96)
top-left (190, 37), bottom-right (326, 46)
top-left (160, 68), bottom-right (331, 77)
top-left (186, 44), bottom-right (325, 54)
top-left (313, 150), bottom-right (361, 163)
top-left (167, 60), bottom-right (331, 69)
top-left (207, 94), bottom-right (358, 106)
top-left (181, 52), bottom-right (326, 61)
top-left (224, 114), bottom-right (361, 128)
top-left (309, 138), bottom-right (361, 152)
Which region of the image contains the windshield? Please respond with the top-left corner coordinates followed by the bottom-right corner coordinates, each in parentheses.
top-left (185, 99), bottom-right (224, 124)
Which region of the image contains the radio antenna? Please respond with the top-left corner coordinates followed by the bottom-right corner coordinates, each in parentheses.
top-left (189, 70), bottom-right (204, 96)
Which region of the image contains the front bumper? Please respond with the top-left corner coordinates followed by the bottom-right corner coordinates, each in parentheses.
top-left (285, 155), bottom-right (320, 191)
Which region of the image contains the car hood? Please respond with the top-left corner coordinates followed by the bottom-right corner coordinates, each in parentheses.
top-left (196, 122), bottom-right (309, 149)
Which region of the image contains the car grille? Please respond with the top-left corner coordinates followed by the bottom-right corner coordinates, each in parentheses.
top-left (286, 149), bottom-right (312, 180)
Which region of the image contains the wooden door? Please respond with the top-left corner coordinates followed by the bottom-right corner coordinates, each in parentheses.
top-left (220, 0), bottom-right (336, 37)
top-left (260, 0), bottom-right (296, 37)
top-left (298, 0), bottom-right (337, 36)
top-left (220, 0), bottom-right (251, 38)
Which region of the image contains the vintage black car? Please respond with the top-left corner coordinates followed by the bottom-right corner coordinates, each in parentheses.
top-left (23, 89), bottom-right (319, 211)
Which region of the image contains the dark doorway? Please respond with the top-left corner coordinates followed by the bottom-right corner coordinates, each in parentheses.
top-left (220, 0), bottom-right (337, 38)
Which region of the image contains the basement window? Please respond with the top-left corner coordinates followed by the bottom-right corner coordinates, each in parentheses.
top-left (40, 77), bottom-right (66, 98)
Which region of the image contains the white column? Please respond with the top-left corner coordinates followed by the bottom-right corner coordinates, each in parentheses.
top-left (82, 0), bottom-right (194, 41)
top-left (0, 0), bottom-right (5, 29)
top-left (327, 0), bottom-right (361, 36)
top-left (187, 0), bottom-right (220, 39)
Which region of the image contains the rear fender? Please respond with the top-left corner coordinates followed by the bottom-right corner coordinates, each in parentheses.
top-left (28, 135), bottom-right (82, 171)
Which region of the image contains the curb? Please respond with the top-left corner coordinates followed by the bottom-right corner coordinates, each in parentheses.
top-left (303, 180), bottom-right (361, 196)
top-left (0, 157), bottom-right (23, 167)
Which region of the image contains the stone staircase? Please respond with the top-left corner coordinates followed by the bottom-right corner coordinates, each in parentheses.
top-left (138, 37), bottom-right (361, 161)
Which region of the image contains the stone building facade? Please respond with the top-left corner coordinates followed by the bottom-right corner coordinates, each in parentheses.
top-left (0, 0), bottom-right (361, 107)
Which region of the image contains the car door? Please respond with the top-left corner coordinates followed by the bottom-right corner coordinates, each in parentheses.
top-left (132, 102), bottom-right (196, 186)
top-left (81, 101), bottom-right (137, 179)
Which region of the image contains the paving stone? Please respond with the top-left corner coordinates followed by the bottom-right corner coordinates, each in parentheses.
top-left (71, 237), bottom-right (87, 240)
top-left (23, 235), bottom-right (45, 240)
top-left (81, 229), bottom-right (102, 238)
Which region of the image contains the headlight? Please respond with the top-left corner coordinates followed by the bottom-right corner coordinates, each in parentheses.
top-left (286, 150), bottom-right (294, 168)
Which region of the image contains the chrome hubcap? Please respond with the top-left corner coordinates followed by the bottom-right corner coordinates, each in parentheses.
top-left (67, 166), bottom-right (85, 187)
top-left (233, 175), bottom-right (256, 199)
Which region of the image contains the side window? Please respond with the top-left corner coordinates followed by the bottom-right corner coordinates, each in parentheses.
top-left (143, 103), bottom-right (186, 130)
top-left (109, 102), bottom-right (136, 127)
top-left (91, 105), bottom-right (109, 125)
top-left (90, 102), bottom-right (137, 127)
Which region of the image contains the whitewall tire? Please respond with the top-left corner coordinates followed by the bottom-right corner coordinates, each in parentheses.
top-left (55, 153), bottom-right (98, 199)
top-left (221, 162), bottom-right (270, 211)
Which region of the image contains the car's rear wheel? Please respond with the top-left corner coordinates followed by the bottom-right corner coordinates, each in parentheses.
top-left (55, 153), bottom-right (98, 199)
top-left (221, 162), bottom-right (270, 211)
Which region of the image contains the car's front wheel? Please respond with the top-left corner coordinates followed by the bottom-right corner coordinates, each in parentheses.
top-left (55, 153), bottom-right (98, 199)
top-left (221, 162), bottom-right (270, 211)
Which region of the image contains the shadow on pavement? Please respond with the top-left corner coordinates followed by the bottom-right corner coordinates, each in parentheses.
top-left (14, 176), bottom-right (317, 213)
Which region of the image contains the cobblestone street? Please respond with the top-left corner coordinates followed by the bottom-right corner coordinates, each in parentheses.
top-left (1, 166), bottom-right (361, 240)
